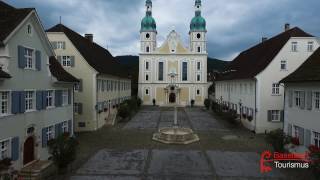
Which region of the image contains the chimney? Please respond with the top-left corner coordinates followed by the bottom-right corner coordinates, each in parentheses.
top-left (262, 37), bottom-right (268, 42)
top-left (284, 23), bottom-right (290, 31)
top-left (85, 34), bottom-right (93, 42)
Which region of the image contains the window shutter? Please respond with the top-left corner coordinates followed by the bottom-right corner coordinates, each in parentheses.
top-left (78, 103), bottom-right (83, 114)
top-left (288, 123), bottom-right (292, 136)
top-left (305, 129), bottom-right (311, 147)
top-left (11, 137), bottom-right (19, 161)
top-left (300, 91), bottom-right (305, 109)
top-left (35, 50), bottom-right (41, 71)
top-left (288, 90), bottom-right (293, 108)
top-left (57, 56), bottom-right (62, 64)
top-left (299, 127), bottom-right (304, 145)
top-left (306, 91), bottom-right (312, 110)
top-left (267, 110), bottom-right (272, 121)
top-left (68, 120), bottom-right (72, 134)
top-left (55, 124), bottom-right (60, 138)
top-left (42, 128), bottom-right (47, 147)
top-left (18, 45), bottom-right (25, 68)
top-left (52, 42), bottom-right (57, 49)
top-left (63, 42), bottom-right (66, 49)
top-left (280, 111), bottom-right (284, 122)
top-left (68, 89), bottom-right (72, 105)
top-left (70, 56), bottom-right (75, 67)
top-left (42, 91), bottom-right (47, 109)
top-left (11, 91), bottom-right (20, 114)
top-left (55, 90), bottom-right (62, 107)
top-left (19, 91), bottom-right (26, 113)
top-left (36, 91), bottom-right (43, 110)
top-left (79, 79), bottom-right (83, 92)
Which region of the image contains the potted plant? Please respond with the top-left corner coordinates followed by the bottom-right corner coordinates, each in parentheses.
top-left (152, 99), bottom-right (156, 106)
top-left (190, 99), bottom-right (195, 107)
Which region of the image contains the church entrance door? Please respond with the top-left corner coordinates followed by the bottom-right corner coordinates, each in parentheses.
top-left (169, 93), bottom-right (176, 103)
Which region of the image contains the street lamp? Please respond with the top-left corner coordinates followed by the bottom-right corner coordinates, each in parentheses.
top-left (239, 99), bottom-right (242, 120)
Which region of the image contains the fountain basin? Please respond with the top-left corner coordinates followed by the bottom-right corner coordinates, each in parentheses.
top-left (152, 127), bottom-right (200, 144)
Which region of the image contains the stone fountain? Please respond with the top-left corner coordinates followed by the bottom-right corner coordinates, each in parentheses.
top-left (152, 106), bottom-right (200, 144)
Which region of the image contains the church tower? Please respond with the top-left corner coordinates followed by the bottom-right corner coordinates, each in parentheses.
top-left (140, 0), bottom-right (157, 53)
top-left (189, 0), bottom-right (207, 53)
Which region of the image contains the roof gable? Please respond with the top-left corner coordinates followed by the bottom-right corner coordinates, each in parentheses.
top-left (46, 24), bottom-right (129, 78)
top-left (217, 27), bottom-right (314, 81)
top-left (155, 30), bottom-right (189, 54)
top-left (281, 47), bottom-right (320, 83)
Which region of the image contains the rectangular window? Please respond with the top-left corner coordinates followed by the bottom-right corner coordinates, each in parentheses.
top-left (158, 62), bottom-right (163, 81)
top-left (62, 90), bottom-right (68, 106)
top-left (146, 61), bottom-right (149, 70)
top-left (308, 42), bottom-right (314, 52)
top-left (314, 92), bottom-right (320, 109)
top-left (74, 103), bottom-right (79, 114)
top-left (314, 132), bottom-right (320, 148)
top-left (74, 83), bottom-right (80, 92)
top-left (0, 91), bottom-right (9, 116)
top-left (197, 74), bottom-right (201, 82)
top-left (46, 126), bottom-right (54, 141)
top-left (46, 90), bottom-right (54, 107)
top-left (294, 91), bottom-right (301, 107)
top-left (294, 126), bottom-right (299, 138)
top-left (291, 42), bottom-right (298, 52)
top-left (24, 48), bottom-right (33, 69)
top-left (25, 91), bottom-right (34, 111)
top-left (196, 89), bottom-right (200, 95)
top-left (62, 56), bottom-right (71, 67)
top-left (197, 62), bottom-right (201, 70)
top-left (182, 62), bottom-right (188, 81)
top-left (62, 121), bottom-right (68, 133)
top-left (272, 83), bottom-right (280, 95)
top-left (0, 139), bottom-right (10, 160)
top-left (281, 60), bottom-right (287, 70)
top-left (57, 41), bottom-right (65, 49)
top-left (271, 110), bottom-right (280, 121)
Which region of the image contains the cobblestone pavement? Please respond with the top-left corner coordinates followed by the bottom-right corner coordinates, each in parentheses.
top-left (69, 107), bottom-right (310, 180)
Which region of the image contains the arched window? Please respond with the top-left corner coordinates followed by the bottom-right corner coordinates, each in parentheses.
top-left (145, 74), bottom-right (149, 81)
top-left (146, 46), bottom-right (150, 52)
top-left (145, 89), bottom-right (149, 95)
top-left (197, 46), bottom-right (201, 52)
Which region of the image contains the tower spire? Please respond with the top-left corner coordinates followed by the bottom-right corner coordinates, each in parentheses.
top-left (195, 0), bottom-right (202, 16)
top-left (146, 0), bottom-right (152, 16)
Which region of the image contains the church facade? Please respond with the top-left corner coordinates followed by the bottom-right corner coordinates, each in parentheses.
top-left (138, 0), bottom-right (208, 106)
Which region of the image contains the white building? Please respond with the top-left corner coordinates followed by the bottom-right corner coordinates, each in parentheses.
top-left (47, 24), bottom-right (131, 132)
top-left (138, 0), bottom-right (208, 106)
top-left (0, 2), bottom-right (78, 171)
top-left (281, 47), bottom-right (320, 148)
top-left (215, 24), bottom-right (320, 133)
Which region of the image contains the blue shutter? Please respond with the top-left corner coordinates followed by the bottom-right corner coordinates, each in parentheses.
top-left (55, 124), bottom-right (60, 138)
top-left (42, 91), bottom-right (47, 109)
top-left (19, 91), bottom-right (26, 113)
top-left (11, 137), bottom-right (19, 161)
top-left (68, 89), bottom-right (71, 105)
top-left (11, 91), bottom-right (20, 114)
top-left (36, 91), bottom-right (43, 110)
top-left (35, 50), bottom-right (41, 71)
top-left (18, 46), bottom-right (25, 68)
top-left (42, 128), bottom-right (47, 147)
top-left (68, 120), bottom-right (72, 134)
top-left (55, 90), bottom-right (62, 107)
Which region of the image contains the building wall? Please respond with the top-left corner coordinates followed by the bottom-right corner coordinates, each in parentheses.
top-left (138, 53), bottom-right (208, 106)
top-left (256, 37), bottom-right (320, 133)
top-left (0, 15), bottom-right (74, 170)
top-left (284, 82), bottom-right (320, 147)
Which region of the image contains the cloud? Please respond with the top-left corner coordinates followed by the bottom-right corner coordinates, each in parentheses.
top-left (5, 0), bottom-right (320, 60)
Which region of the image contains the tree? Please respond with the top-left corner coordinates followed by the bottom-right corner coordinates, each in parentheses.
top-left (118, 104), bottom-right (130, 121)
top-left (47, 133), bottom-right (78, 173)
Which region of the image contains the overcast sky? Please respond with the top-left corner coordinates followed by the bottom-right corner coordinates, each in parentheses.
top-left (5, 0), bottom-right (320, 61)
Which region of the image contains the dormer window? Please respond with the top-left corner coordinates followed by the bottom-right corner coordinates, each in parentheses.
top-left (27, 24), bottom-right (32, 35)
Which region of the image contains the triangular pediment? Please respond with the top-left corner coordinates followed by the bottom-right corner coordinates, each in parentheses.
top-left (155, 30), bottom-right (190, 54)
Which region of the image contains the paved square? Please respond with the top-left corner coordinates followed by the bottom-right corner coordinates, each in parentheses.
top-left (76, 149), bottom-right (148, 175)
top-left (148, 150), bottom-right (213, 176)
top-left (123, 110), bottom-right (160, 130)
top-left (206, 151), bottom-right (284, 179)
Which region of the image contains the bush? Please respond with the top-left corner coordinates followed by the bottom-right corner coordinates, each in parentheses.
top-left (309, 145), bottom-right (320, 177)
top-left (128, 98), bottom-right (138, 112)
top-left (204, 99), bottom-right (210, 110)
top-left (118, 104), bottom-right (130, 120)
top-left (190, 99), bottom-right (195, 107)
top-left (47, 133), bottom-right (78, 173)
top-left (265, 129), bottom-right (290, 152)
top-left (291, 137), bottom-right (300, 145)
top-left (137, 97), bottom-right (142, 107)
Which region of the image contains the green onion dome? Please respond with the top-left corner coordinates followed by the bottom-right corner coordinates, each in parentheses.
top-left (190, 11), bottom-right (206, 32)
top-left (141, 12), bottom-right (157, 32)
